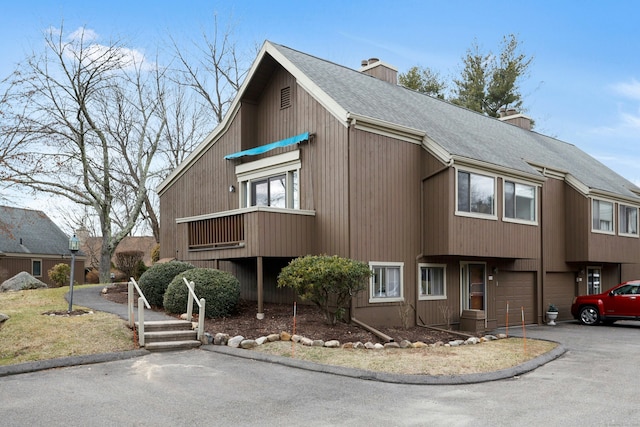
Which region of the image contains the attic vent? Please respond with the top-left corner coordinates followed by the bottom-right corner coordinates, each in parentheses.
top-left (280, 86), bottom-right (291, 109)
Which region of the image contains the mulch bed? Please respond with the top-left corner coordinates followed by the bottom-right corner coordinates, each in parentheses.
top-left (102, 283), bottom-right (463, 344)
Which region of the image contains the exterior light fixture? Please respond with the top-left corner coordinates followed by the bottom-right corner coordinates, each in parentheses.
top-left (68, 234), bottom-right (80, 313)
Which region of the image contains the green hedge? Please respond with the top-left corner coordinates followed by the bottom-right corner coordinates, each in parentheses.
top-left (137, 261), bottom-right (195, 307)
top-left (163, 268), bottom-right (240, 318)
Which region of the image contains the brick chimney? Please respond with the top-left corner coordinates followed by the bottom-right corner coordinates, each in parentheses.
top-left (498, 108), bottom-right (532, 131)
top-left (359, 58), bottom-right (398, 85)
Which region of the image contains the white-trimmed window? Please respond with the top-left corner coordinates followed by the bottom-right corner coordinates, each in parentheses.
top-left (504, 180), bottom-right (537, 223)
top-left (32, 259), bottom-right (42, 277)
top-left (369, 262), bottom-right (403, 303)
top-left (619, 204), bottom-right (639, 236)
top-left (592, 199), bottom-right (614, 233)
top-left (418, 263), bottom-right (446, 300)
top-left (456, 170), bottom-right (496, 218)
top-left (236, 151), bottom-right (300, 209)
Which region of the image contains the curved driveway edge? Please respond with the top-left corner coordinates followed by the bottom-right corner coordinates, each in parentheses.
top-left (201, 341), bottom-right (566, 385)
top-left (0, 349), bottom-right (150, 378)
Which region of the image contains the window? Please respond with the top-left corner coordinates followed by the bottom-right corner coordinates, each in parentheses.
top-left (369, 262), bottom-right (403, 303)
top-left (592, 199), bottom-right (614, 233)
top-left (504, 181), bottom-right (536, 222)
top-left (619, 204), bottom-right (638, 236)
top-left (251, 174), bottom-right (286, 207)
top-left (457, 170), bottom-right (495, 217)
top-left (418, 264), bottom-right (446, 300)
top-left (32, 260), bottom-right (42, 277)
top-left (236, 151), bottom-right (300, 210)
top-left (587, 267), bottom-right (601, 295)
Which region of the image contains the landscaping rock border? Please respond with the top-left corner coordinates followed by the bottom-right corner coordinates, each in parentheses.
top-left (205, 330), bottom-right (508, 350)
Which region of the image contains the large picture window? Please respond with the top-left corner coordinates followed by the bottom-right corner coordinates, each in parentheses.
top-left (369, 262), bottom-right (403, 303)
top-left (236, 151), bottom-right (300, 210)
top-left (592, 199), bottom-right (614, 233)
top-left (457, 170), bottom-right (495, 217)
top-left (504, 181), bottom-right (536, 222)
top-left (619, 204), bottom-right (638, 236)
top-left (418, 264), bottom-right (446, 300)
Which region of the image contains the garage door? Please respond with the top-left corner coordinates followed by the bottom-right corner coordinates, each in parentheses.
top-left (495, 272), bottom-right (536, 327)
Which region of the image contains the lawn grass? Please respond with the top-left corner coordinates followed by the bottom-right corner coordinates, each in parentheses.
top-left (0, 286), bottom-right (135, 366)
top-left (253, 338), bottom-right (558, 375)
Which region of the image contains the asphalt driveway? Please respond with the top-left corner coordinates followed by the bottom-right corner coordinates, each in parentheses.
top-left (2, 320), bottom-right (640, 426)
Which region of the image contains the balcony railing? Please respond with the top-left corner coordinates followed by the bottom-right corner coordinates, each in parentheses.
top-left (188, 214), bottom-right (244, 249)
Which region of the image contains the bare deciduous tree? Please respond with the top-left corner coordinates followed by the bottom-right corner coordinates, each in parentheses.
top-left (0, 25), bottom-right (162, 282)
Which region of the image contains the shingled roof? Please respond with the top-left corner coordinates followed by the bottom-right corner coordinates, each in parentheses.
top-left (268, 42), bottom-right (640, 201)
top-left (0, 206), bottom-right (72, 256)
top-left (160, 41), bottom-right (640, 202)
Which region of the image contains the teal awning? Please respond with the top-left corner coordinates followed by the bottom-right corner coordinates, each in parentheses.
top-left (224, 132), bottom-right (309, 160)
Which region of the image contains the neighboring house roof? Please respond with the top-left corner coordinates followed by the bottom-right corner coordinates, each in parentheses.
top-left (81, 236), bottom-right (157, 269)
top-left (0, 206), bottom-right (73, 256)
top-left (159, 41), bottom-right (640, 202)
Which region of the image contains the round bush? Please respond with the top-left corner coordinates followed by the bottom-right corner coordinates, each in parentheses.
top-left (137, 261), bottom-right (195, 307)
top-left (163, 268), bottom-right (240, 318)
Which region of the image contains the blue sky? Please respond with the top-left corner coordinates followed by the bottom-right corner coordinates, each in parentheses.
top-left (2, 0), bottom-right (640, 193)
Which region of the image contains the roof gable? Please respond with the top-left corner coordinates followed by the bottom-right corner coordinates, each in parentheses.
top-left (0, 206), bottom-right (72, 255)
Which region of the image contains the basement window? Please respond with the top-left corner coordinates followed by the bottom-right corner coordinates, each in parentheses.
top-left (369, 262), bottom-right (404, 303)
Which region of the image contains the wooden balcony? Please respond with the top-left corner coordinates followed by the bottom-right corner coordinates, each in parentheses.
top-left (181, 207), bottom-right (316, 259)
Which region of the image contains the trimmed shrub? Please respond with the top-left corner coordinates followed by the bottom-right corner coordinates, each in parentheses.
top-left (163, 268), bottom-right (240, 319)
top-left (138, 261), bottom-right (195, 307)
top-left (48, 263), bottom-right (71, 288)
top-left (278, 254), bottom-right (371, 325)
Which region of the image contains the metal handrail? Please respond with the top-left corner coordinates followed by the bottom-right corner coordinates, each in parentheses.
top-left (182, 277), bottom-right (206, 342)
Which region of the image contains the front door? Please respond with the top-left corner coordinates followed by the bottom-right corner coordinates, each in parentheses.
top-left (461, 263), bottom-right (486, 311)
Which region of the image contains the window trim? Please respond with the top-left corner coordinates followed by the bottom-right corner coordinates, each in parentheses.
top-left (235, 150), bottom-right (301, 210)
top-left (591, 197), bottom-right (615, 235)
top-left (369, 261), bottom-right (404, 303)
top-left (418, 263), bottom-right (447, 301)
top-left (502, 179), bottom-right (539, 225)
top-left (618, 203), bottom-right (639, 238)
top-left (455, 167), bottom-right (498, 220)
top-left (32, 259), bottom-right (42, 277)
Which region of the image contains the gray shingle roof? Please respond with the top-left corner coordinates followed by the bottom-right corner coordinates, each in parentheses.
top-left (0, 206), bottom-right (72, 255)
top-left (271, 42), bottom-right (640, 200)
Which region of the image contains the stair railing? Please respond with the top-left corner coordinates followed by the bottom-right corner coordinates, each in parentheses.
top-left (128, 277), bottom-right (151, 346)
top-left (183, 277), bottom-right (206, 343)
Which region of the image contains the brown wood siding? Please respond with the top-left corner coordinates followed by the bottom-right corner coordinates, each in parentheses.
top-left (349, 130), bottom-right (422, 326)
top-left (589, 214), bottom-right (640, 263)
top-left (543, 272), bottom-right (576, 321)
top-left (423, 169), bottom-right (539, 258)
top-left (414, 259), bottom-right (461, 328)
top-left (0, 256), bottom-right (84, 287)
top-left (621, 263), bottom-right (640, 281)
top-left (565, 185), bottom-right (589, 261)
top-left (449, 178), bottom-right (539, 258)
top-left (422, 152), bottom-right (451, 256)
top-left (542, 177), bottom-right (569, 271)
top-left (298, 90), bottom-right (349, 256)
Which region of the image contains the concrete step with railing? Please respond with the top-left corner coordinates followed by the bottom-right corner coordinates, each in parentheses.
top-left (136, 319), bottom-right (202, 352)
top-left (128, 278), bottom-right (207, 352)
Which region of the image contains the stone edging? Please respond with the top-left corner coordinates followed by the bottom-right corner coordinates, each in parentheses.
top-left (204, 330), bottom-right (509, 350)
